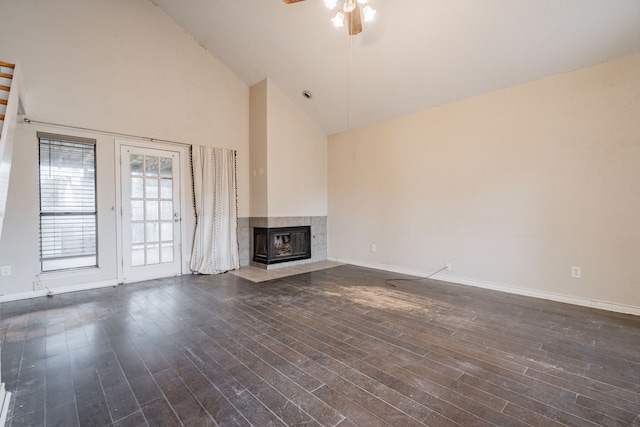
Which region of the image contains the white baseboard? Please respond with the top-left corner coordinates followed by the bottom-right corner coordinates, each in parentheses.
top-left (328, 257), bottom-right (640, 316)
top-left (0, 383), bottom-right (10, 427)
top-left (0, 280), bottom-right (118, 303)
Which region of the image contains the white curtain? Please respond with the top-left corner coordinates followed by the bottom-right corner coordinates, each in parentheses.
top-left (190, 146), bottom-right (239, 274)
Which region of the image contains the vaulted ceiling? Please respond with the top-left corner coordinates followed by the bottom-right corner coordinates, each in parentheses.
top-left (151, 0), bottom-right (640, 135)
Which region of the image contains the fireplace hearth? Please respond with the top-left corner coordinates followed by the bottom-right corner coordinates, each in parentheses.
top-left (253, 226), bottom-right (311, 265)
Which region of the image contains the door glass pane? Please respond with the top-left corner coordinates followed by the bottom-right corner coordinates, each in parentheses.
top-left (146, 223), bottom-right (159, 243)
top-left (160, 179), bottom-right (172, 199)
top-left (161, 222), bottom-right (173, 242)
top-left (160, 201), bottom-right (173, 221)
top-left (145, 156), bottom-right (158, 176)
top-left (146, 179), bottom-right (159, 199)
top-left (145, 201), bottom-right (159, 220)
top-left (131, 223), bottom-right (144, 244)
top-left (160, 157), bottom-right (172, 178)
top-left (131, 178), bottom-right (144, 198)
top-left (161, 243), bottom-right (173, 263)
top-left (131, 245), bottom-right (145, 266)
top-left (147, 244), bottom-right (160, 264)
top-left (131, 200), bottom-right (144, 221)
top-left (130, 154), bottom-right (144, 176)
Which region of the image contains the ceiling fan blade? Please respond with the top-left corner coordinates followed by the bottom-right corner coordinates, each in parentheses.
top-left (347, 3), bottom-right (363, 35)
top-left (283, 0), bottom-right (305, 3)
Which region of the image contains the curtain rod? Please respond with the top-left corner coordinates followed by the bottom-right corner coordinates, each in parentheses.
top-left (22, 117), bottom-right (191, 147)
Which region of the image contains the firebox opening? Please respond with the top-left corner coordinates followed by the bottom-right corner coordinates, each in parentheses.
top-left (253, 226), bottom-right (311, 265)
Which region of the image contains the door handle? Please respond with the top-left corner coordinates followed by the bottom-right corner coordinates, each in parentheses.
top-left (173, 212), bottom-right (180, 222)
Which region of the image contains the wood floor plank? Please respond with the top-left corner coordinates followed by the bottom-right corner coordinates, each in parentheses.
top-left (2, 264), bottom-right (639, 426)
top-left (525, 368), bottom-right (640, 412)
top-left (313, 384), bottom-right (392, 427)
top-left (140, 396), bottom-right (182, 427)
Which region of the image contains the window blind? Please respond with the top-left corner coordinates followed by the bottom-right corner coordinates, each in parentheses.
top-left (38, 134), bottom-right (97, 271)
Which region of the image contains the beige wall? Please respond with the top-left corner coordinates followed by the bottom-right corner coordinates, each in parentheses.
top-left (250, 79), bottom-right (328, 217)
top-left (249, 80), bottom-right (269, 217)
top-left (0, 0), bottom-right (249, 295)
top-left (328, 54), bottom-right (640, 311)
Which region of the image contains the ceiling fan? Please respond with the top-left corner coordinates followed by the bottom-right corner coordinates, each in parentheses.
top-left (283, 0), bottom-right (376, 36)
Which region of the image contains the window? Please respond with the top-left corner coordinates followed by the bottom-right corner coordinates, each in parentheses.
top-left (38, 133), bottom-right (97, 271)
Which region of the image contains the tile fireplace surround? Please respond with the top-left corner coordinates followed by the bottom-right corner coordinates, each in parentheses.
top-left (238, 217), bottom-right (327, 270)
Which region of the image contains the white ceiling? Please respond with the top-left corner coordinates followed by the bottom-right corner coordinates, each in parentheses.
top-left (151, 0), bottom-right (640, 135)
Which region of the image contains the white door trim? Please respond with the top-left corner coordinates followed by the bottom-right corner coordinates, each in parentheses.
top-left (114, 139), bottom-right (190, 284)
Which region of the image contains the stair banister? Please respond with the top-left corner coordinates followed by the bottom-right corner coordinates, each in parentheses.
top-left (0, 60), bottom-right (25, 427)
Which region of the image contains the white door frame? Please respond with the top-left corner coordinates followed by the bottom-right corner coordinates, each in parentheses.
top-left (114, 139), bottom-right (190, 284)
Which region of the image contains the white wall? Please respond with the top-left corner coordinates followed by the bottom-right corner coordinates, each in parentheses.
top-left (0, 0), bottom-right (249, 296)
top-left (328, 54), bottom-right (640, 312)
top-left (265, 80), bottom-right (327, 217)
top-left (249, 79), bottom-right (328, 218)
top-left (1, 124), bottom-right (121, 293)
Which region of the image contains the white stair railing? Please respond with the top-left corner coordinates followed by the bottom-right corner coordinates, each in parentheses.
top-left (0, 62), bottom-right (13, 139)
top-left (0, 61), bottom-right (24, 238)
top-left (0, 59), bottom-right (25, 427)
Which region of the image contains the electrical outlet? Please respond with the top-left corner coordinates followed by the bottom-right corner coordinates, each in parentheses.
top-left (33, 281), bottom-right (43, 291)
top-left (370, 244), bottom-right (377, 253)
top-left (445, 262), bottom-right (451, 271)
top-left (0, 265), bottom-right (10, 276)
top-left (571, 266), bottom-right (582, 279)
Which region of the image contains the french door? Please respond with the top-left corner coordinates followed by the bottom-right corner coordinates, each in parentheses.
top-left (120, 145), bottom-right (182, 283)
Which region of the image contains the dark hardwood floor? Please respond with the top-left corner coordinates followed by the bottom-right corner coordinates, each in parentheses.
top-left (1, 264), bottom-right (639, 426)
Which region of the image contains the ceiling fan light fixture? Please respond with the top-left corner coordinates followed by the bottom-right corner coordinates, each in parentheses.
top-left (324, 0), bottom-right (338, 9)
top-left (282, 0), bottom-right (375, 36)
top-left (343, 0), bottom-right (356, 13)
top-left (362, 5), bottom-right (376, 22)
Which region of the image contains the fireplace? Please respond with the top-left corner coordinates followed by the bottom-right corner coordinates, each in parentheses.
top-left (253, 226), bottom-right (311, 265)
